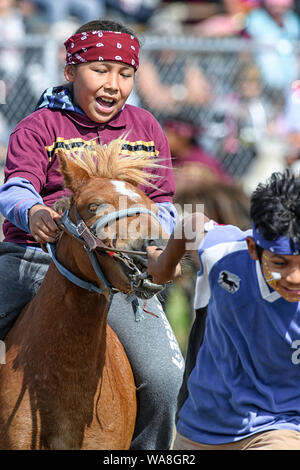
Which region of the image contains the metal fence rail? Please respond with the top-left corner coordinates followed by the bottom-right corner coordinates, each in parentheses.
top-left (137, 36), bottom-right (296, 180)
top-left (0, 34), bottom-right (297, 181)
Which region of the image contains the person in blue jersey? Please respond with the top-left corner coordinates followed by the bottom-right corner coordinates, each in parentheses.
top-left (147, 170), bottom-right (300, 450)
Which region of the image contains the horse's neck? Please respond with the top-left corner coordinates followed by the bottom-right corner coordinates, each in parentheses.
top-left (25, 238), bottom-right (110, 371)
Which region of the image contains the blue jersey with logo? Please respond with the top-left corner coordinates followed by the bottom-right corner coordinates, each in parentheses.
top-left (177, 225), bottom-right (300, 444)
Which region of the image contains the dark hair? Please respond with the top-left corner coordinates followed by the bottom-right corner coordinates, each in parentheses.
top-left (250, 170), bottom-right (300, 243)
top-left (75, 19), bottom-right (139, 43)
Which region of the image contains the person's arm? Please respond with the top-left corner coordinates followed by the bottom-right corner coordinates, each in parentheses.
top-left (137, 60), bottom-right (179, 112)
top-left (3, 125), bottom-right (62, 243)
top-left (156, 201), bottom-right (177, 235)
top-left (0, 176), bottom-right (44, 232)
top-left (147, 212), bottom-right (209, 284)
top-left (0, 176), bottom-right (61, 243)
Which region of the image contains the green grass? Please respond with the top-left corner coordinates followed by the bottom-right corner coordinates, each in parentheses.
top-left (165, 285), bottom-right (192, 357)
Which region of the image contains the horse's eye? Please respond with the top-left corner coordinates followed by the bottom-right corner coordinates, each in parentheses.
top-left (89, 203), bottom-right (99, 213)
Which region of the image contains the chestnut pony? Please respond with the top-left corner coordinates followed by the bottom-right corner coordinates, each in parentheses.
top-left (0, 139), bottom-right (167, 450)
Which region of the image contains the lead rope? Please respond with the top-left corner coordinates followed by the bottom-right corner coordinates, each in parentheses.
top-left (126, 294), bottom-right (144, 322)
top-left (142, 301), bottom-right (159, 318)
top-left (126, 296), bottom-right (160, 321)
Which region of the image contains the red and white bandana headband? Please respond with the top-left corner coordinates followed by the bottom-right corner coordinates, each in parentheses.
top-left (64, 30), bottom-right (140, 70)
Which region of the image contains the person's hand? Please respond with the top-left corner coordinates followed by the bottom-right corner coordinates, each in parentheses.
top-left (146, 245), bottom-right (182, 285)
top-left (28, 204), bottom-right (61, 244)
top-left (185, 66), bottom-right (212, 105)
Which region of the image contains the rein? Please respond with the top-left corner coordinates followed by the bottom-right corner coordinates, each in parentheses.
top-left (46, 204), bottom-right (161, 321)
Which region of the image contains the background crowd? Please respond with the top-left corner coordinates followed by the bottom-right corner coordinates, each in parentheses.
top-left (1, 0), bottom-right (300, 352)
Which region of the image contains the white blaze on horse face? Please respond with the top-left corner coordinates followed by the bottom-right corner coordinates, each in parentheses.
top-left (111, 180), bottom-right (141, 203)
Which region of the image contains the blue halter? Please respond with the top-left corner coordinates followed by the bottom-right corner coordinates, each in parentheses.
top-left (46, 242), bottom-right (107, 294)
top-left (47, 205), bottom-right (161, 321)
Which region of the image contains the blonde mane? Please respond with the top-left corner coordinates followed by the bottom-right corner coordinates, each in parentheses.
top-left (68, 138), bottom-right (163, 187)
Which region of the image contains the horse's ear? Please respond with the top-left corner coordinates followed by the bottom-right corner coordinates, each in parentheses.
top-left (57, 149), bottom-right (90, 193)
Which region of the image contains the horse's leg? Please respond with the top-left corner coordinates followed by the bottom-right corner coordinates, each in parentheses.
top-left (82, 325), bottom-right (136, 450)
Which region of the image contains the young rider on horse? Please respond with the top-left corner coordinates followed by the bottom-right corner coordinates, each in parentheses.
top-left (147, 170), bottom-right (300, 450)
top-left (0, 19), bottom-right (184, 450)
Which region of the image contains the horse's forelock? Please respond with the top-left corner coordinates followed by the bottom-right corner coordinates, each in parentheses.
top-left (52, 196), bottom-right (72, 215)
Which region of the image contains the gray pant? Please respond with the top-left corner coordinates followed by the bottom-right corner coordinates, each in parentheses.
top-left (0, 242), bottom-right (184, 450)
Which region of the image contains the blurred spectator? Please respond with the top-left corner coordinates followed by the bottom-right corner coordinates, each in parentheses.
top-left (194, 0), bottom-right (260, 36)
top-left (22, 0), bottom-right (105, 26)
top-left (105, 0), bottom-right (161, 25)
top-left (163, 114), bottom-right (231, 194)
top-left (136, 15), bottom-right (212, 124)
top-left (158, 1), bottom-right (222, 30)
top-left (16, 0), bottom-right (46, 32)
top-left (0, 0), bottom-right (26, 78)
top-left (203, 64), bottom-right (274, 179)
top-left (163, 108), bottom-right (248, 324)
top-left (244, 0), bottom-right (300, 91)
top-left (230, 62), bottom-right (287, 194)
top-left (224, 64), bottom-right (272, 144)
top-left (0, 0), bottom-right (27, 145)
top-left (295, 0), bottom-right (300, 16)
top-left (280, 79), bottom-right (300, 134)
top-left (279, 79), bottom-right (300, 173)
top-left (136, 54), bottom-right (212, 123)
top-left (25, 19), bottom-right (80, 100)
top-left (170, 158), bottom-right (250, 325)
